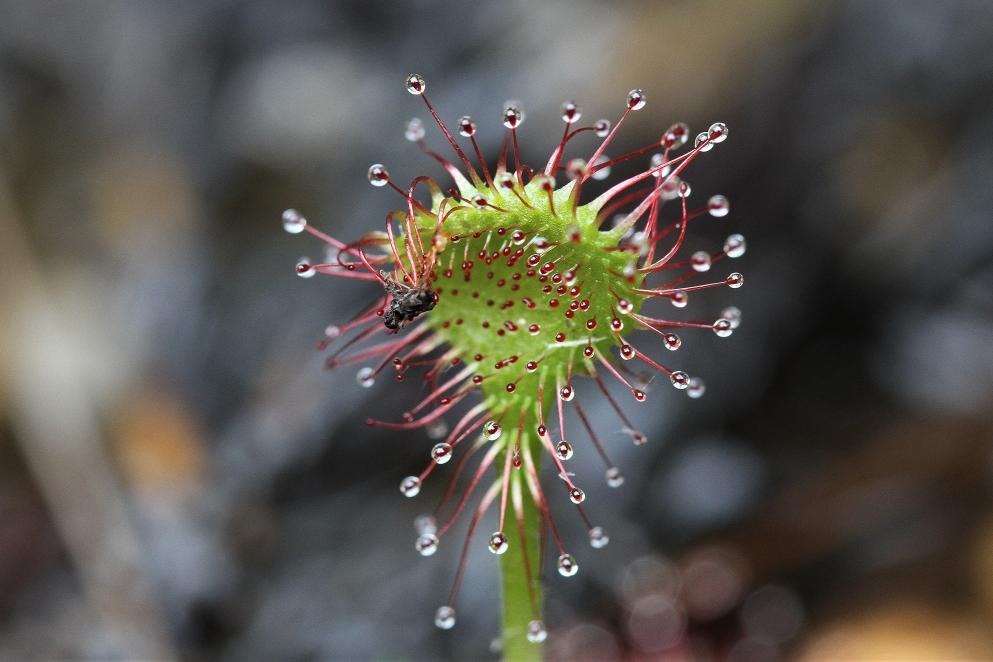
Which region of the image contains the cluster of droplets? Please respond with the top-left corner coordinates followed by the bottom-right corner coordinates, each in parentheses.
top-left (283, 73), bottom-right (745, 646)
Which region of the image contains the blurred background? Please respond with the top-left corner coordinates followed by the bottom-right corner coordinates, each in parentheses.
top-left (2, 1), bottom-right (992, 660)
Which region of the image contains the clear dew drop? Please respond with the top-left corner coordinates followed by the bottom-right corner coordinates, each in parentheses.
top-left (567, 158), bottom-right (588, 180)
top-left (503, 105), bottom-right (523, 129)
top-left (405, 73), bottom-right (426, 95)
top-left (416, 533), bottom-right (439, 556)
top-left (694, 132), bottom-right (715, 152)
top-left (561, 100), bottom-right (582, 124)
top-left (670, 371), bottom-right (690, 389)
top-left (670, 291), bottom-right (689, 308)
top-left (488, 531), bottom-right (509, 555)
top-left (650, 153), bottom-right (672, 179)
top-left (324, 324), bottom-right (342, 339)
top-left (434, 605), bottom-right (456, 630)
top-left (484, 420), bottom-right (502, 441)
top-left (569, 487), bottom-right (586, 504)
top-left (556, 440), bottom-right (574, 460)
top-left (616, 298), bottom-right (634, 314)
top-left (627, 88), bottom-right (647, 110)
top-left (630, 429), bottom-right (648, 446)
top-left (724, 233), bottom-right (747, 258)
top-left (458, 115), bottom-right (477, 137)
top-left (663, 333), bottom-right (682, 351)
top-left (713, 318), bottom-right (734, 338)
top-left (414, 514), bottom-right (437, 535)
top-left (431, 442), bottom-right (453, 464)
top-left (498, 172), bottom-right (516, 190)
top-left (665, 122), bottom-right (690, 147)
top-left (589, 526), bottom-right (610, 549)
top-left (660, 177), bottom-right (682, 200)
top-left (526, 620), bottom-right (548, 644)
top-left (620, 344), bottom-right (635, 361)
top-left (426, 418), bottom-right (449, 439)
top-left (687, 376), bottom-right (707, 399)
top-left (559, 385), bottom-right (574, 402)
top-left (606, 466), bottom-right (625, 487)
top-left (356, 366), bottom-right (375, 388)
top-left (691, 251), bottom-right (712, 272)
top-left (591, 154), bottom-right (611, 181)
top-left (721, 306), bottom-right (742, 329)
top-left (708, 194), bottom-right (730, 217)
top-left (367, 163), bottom-right (390, 187)
top-left (594, 119), bottom-right (611, 138)
top-left (404, 117), bottom-right (425, 142)
top-left (295, 257), bottom-right (315, 278)
top-left (400, 475), bottom-right (421, 497)
top-left (726, 272), bottom-right (745, 288)
top-left (708, 122), bottom-right (729, 143)
top-left (679, 181), bottom-right (692, 198)
top-left (282, 208), bottom-right (307, 234)
top-left (557, 553), bottom-right (579, 577)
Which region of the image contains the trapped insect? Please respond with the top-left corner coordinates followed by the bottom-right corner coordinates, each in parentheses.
top-left (381, 271), bottom-right (438, 330)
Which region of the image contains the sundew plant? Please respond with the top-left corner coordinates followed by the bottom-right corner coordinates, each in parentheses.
top-left (284, 73), bottom-right (744, 660)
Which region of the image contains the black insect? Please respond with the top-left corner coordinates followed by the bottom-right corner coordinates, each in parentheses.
top-left (381, 272), bottom-right (438, 330)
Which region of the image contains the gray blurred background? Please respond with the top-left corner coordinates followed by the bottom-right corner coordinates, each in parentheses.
top-left (2, 1), bottom-right (993, 660)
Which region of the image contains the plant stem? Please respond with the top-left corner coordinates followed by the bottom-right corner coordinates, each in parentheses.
top-left (499, 451), bottom-right (543, 662)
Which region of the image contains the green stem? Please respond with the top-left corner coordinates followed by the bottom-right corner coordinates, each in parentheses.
top-left (499, 450), bottom-right (543, 662)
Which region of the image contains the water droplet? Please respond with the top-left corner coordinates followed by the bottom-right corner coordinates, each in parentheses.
top-left (457, 115), bottom-right (477, 137)
top-left (594, 119), bottom-right (611, 138)
top-left (606, 466), bottom-right (625, 487)
top-left (713, 318), bottom-right (734, 337)
top-left (400, 475), bottom-right (421, 497)
top-left (663, 333), bottom-right (682, 351)
top-left (357, 367), bottom-right (375, 388)
top-left (670, 292), bottom-right (689, 308)
top-left (405, 73), bottom-right (426, 95)
top-left (616, 298), bottom-right (633, 314)
top-left (484, 420), bottom-right (502, 441)
top-left (426, 419), bottom-right (449, 439)
top-left (726, 272), bottom-right (744, 288)
top-left (620, 344), bottom-right (635, 361)
top-left (434, 605), bottom-right (456, 629)
top-left (324, 324), bottom-right (342, 339)
top-left (485, 531), bottom-right (509, 555)
top-left (295, 257), bottom-right (316, 278)
top-left (721, 306), bottom-right (742, 329)
top-left (627, 89), bottom-right (647, 110)
top-left (687, 376), bottom-right (706, 399)
top-left (660, 177), bottom-right (681, 200)
top-left (416, 533), bottom-right (439, 556)
top-left (708, 122), bottom-right (728, 143)
top-left (589, 526), bottom-right (610, 549)
top-left (708, 194), bottom-right (730, 217)
top-left (557, 553), bottom-right (579, 577)
top-left (650, 153), bottom-right (672, 178)
top-left (526, 620), bottom-right (547, 644)
top-left (670, 371), bottom-right (690, 389)
top-left (431, 442), bottom-right (453, 464)
top-left (534, 174), bottom-right (555, 192)
top-left (569, 487), bottom-right (586, 504)
top-left (559, 385), bottom-right (574, 402)
top-left (556, 440), bottom-right (574, 460)
top-left (503, 105), bottom-right (523, 129)
top-left (679, 181), bottom-right (692, 198)
top-left (591, 154), bottom-right (611, 181)
top-left (630, 430), bottom-right (648, 445)
top-left (405, 117), bottom-right (425, 142)
top-left (367, 163), bottom-right (390, 186)
top-left (633, 389), bottom-right (647, 402)
top-left (663, 122), bottom-right (690, 148)
top-left (691, 251), bottom-right (711, 272)
top-left (282, 208), bottom-right (307, 234)
top-left (561, 100), bottom-right (582, 124)
top-left (566, 158), bottom-right (588, 180)
top-left (414, 514), bottom-right (436, 534)
top-left (611, 318), bottom-right (624, 331)
top-left (694, 132), bottom-right (714, 152)
top-left (724, 233), bottom-right (746, 258)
